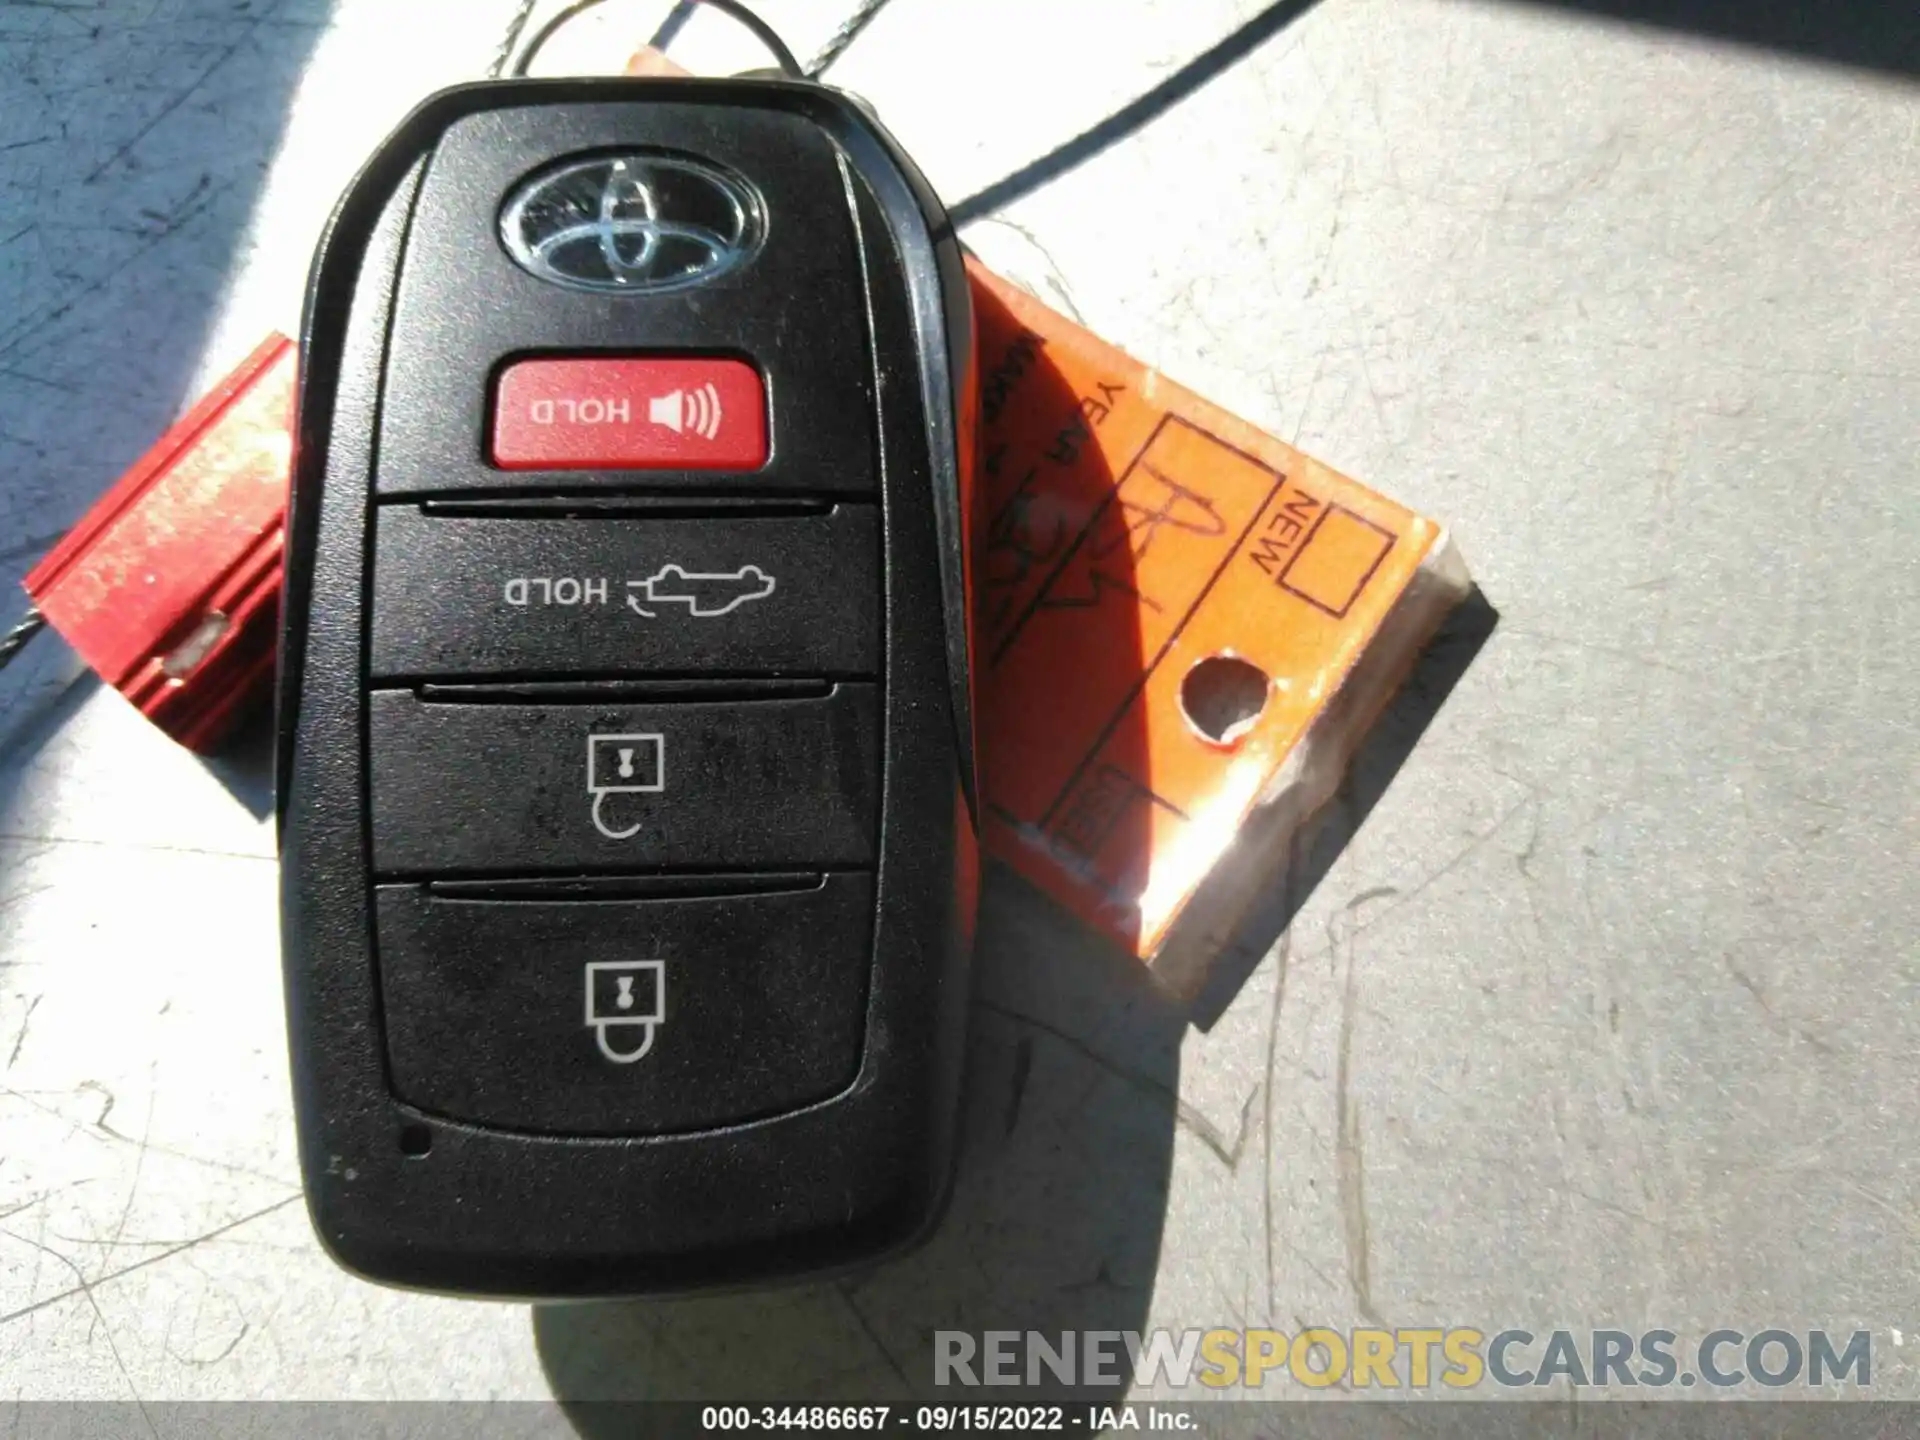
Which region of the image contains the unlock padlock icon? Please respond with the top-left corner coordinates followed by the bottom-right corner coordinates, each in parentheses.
top-left (587, 732), bottom-right (665, 840)
top-left (584, 960), bottom-right (666, 1064)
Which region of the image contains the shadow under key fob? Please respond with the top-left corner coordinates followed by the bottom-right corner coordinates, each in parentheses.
top-left (275, 78), bottom-right (979, 1297)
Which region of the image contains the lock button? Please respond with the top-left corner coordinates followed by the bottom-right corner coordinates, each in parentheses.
top-left (377, 873), bottom-right (873, 1134)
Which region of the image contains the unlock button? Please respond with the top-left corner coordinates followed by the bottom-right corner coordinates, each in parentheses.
top-left (367, 686), bottom-right (879, 875)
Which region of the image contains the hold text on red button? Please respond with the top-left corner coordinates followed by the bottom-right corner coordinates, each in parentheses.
top-left (492, 357), bottom-right (768, 471)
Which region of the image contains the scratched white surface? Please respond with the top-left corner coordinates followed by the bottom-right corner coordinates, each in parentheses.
top-left (1, 0), bottom-right (1916, 1410)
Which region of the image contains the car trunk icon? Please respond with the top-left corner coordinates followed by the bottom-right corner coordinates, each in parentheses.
top-left (627, 563), bottom-right (776, 617)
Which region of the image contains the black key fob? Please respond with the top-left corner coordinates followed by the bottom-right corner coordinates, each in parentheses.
top-left (276, 77), bottom-right (978, 1297)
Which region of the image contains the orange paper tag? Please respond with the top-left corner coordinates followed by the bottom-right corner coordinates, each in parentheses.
top-left (969, 259), bottom-right (1453, 962)
top-left (619, 52), bottom-right (1460, 979)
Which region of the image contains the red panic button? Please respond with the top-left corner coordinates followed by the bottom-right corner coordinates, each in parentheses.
top-left (491, 357), bottom-right (768, 471)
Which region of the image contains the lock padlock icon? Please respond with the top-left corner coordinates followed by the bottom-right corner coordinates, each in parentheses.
top-left (584, 960), bottom-right (666, 1064)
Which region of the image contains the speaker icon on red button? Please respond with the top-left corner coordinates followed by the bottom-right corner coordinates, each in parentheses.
top-left (648, 382), bottom-right (723, 439)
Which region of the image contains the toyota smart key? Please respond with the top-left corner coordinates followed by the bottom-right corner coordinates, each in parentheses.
top-left (276, 78), bottom-right (978, 1297)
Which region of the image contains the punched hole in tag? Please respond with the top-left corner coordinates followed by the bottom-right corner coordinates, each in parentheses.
top-left (1179, 654), bottom-right (1270, 747)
